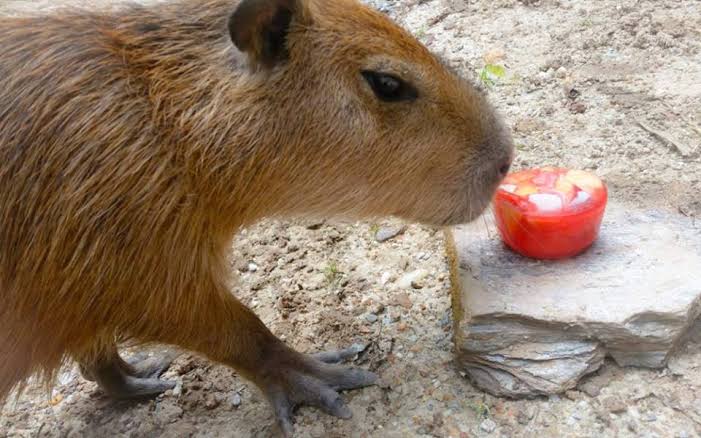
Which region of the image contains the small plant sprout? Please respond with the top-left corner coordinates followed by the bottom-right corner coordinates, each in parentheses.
top-left (479, 64), bottom-right (506, 89)
top-left (324, 261), bottom-right (343, 286)
top-left (579, 17), bottom-right (594, 28)
top-left (471, 400), bottom-right (491, 419)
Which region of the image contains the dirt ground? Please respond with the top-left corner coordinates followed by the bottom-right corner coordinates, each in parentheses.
top-left (2, 0), bottom-right (701, 437)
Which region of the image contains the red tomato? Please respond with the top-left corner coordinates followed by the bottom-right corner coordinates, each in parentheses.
top-left (493, 168), bottom-right (607, 259)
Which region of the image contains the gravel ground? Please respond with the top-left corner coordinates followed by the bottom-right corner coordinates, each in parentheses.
top-left (2, 0), bottom-right (701, 437)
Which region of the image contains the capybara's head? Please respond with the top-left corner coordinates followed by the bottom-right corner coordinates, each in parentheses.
top-left (229, 0), bottom-right (513, 226)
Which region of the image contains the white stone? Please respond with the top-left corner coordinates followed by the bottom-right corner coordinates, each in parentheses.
top-left (397, 269), bottom-right (428, 289)
top-left (480, 418), bottom-right (497, 433)
top-left (380, 271), bottom-right (393, 285)
top-left (375, 225), bottom-right (407, 243)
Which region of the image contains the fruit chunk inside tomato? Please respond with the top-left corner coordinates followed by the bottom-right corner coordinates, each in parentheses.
top-left (493, 168), bottom-right (607, 259)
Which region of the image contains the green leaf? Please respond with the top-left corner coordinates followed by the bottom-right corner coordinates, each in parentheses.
top-left (478, 64), bottom-right (507, 89)
top-left (484, 64), bottom-right (506, 78)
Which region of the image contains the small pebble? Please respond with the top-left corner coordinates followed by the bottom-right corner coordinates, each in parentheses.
top-left (156, 404), bottom-right (183, 423)
top-left (382, 312), bottom-right (400, 325)
top-left (247, 262), bottom-right (258, 272)
top-left (480, 418), bottom-right (497, 433)
top-left (602, 396), bottom-right (626, 413)
top-left (393, 292), bottom-right (412, 309)
top-left (375, 225), bottom-right (407, 243)
top-left (568, 102), bottom-right (587, 114)
top-left (365, 313), bottom-right (378, 323)
top-left (562, 80), bottom-right (578, 98)
top-left (204, 395), bottom-right (220, 410)
top-left (172, 381), bottom-right (183, 397)
top-left (517, 410), bottom-right (531, 425)
top-left (396, 255), bottom-right (410, 271)
top-left (483, 48), bottom-right (505, 64)
top-left (371, 303), bottom-right (385, 314)
top-left (306, 221), bottom-right (324, 230)
top-left (380, 272), bottom-right (394, 285)
top-left (642, 412), bottom-right (657, 422)
top-left (578, 379), bottom-right (604, 397)
top-left (537, 69), bottom-right (554, 82)
top-left (397, 269), bottom-right (428, 289)
top-left (230, 393), bottom-right (242, 408)
top-left (564, 390), bottom-right (581, 401)
top-left (309, 423), bottom-right (326, 438)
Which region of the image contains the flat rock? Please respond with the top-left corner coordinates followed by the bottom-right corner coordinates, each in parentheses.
top-left (446, 202), bottom-right (701, 398)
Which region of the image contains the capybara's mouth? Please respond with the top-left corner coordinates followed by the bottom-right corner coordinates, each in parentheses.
top-left (447, 177), bottom-right (503, 226)
top-left (435, 190), bottom-right (496, 227)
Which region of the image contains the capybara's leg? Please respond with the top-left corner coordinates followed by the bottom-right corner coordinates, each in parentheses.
top-left (78, 344), bottom-right (176, 399)
top-left (151, 287), bottom-right (377, 437)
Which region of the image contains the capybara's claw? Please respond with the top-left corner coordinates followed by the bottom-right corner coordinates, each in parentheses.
top-left (312, 342), bottom-right (369, 364)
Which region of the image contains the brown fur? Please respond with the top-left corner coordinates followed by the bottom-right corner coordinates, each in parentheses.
top-left (0, 0), bottom-right (512, 405)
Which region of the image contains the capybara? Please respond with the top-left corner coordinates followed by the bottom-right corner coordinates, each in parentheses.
top-left (0, 0), bottom-right (513, 434)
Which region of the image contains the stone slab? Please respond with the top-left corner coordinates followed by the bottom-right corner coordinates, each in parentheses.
top-left (446, 201), bottom-right (701, 397)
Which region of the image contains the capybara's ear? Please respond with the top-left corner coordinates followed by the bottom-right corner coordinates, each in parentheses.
top-left (228, 0), bottom-right (304, 69)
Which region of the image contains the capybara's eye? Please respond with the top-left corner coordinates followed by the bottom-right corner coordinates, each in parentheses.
top-left (361, 70), bottom-right (418, 102)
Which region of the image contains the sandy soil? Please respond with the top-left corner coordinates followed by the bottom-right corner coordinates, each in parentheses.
top-left (2, 0), bottom-right (700, 437)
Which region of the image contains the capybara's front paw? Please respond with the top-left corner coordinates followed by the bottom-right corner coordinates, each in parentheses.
top-left (259, 345), bottom-right (377, 437)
